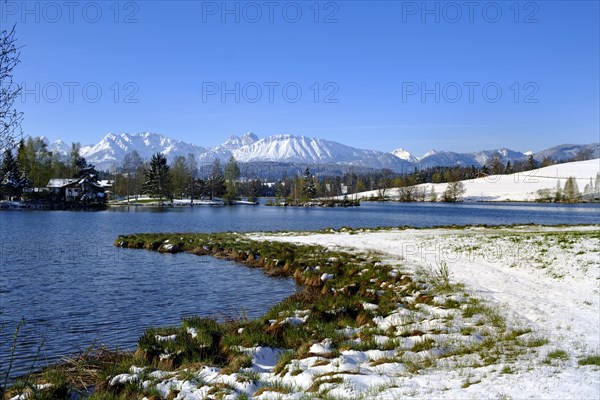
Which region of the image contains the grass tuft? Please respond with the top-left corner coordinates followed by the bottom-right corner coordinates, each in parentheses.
top-left (578, 355), bottom-right (600, 366)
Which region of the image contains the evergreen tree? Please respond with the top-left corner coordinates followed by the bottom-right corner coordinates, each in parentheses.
top-left (69, 142), bottom-right (82, 177)
top-left (207, 159), bottom-right (225, 200)
top-left (355, 178), bottom-right (366, 193)
top-left (302, 167), bottom-right (316, 200)
top-left (526, 154), bottom-right (537, 170)
top-left (73, 155), bottom-right (99, 181)
top-left (224, 156), bottom-right (240, 201)
top-left (275, 182), bottom-right (283, 204)
top-left (190, 178), bottom-right (208, 200)
top-left (143, 153), bottom-right (172, 204)
top-left (0, 149), bottom-right (27, 199)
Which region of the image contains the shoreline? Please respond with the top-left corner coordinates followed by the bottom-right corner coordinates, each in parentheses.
top-left (6, 224), bottom-right (598, 399)
top-left (2, 199), bottom-right (599, 213)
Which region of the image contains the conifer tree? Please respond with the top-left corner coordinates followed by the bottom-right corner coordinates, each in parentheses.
top-left (143, 153), bottom-right (172, 204)
top-left (207, 159), bottom-right (225, 200)
top-left (0, 149), bottom-right (27, 199)
top-left (224, 156), bottom-right (240, 201)
top-left (302, 167), bottom-right (316, 200)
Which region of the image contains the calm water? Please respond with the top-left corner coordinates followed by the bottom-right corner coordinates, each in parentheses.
top-left (1, 202), bottom-right (599, 377)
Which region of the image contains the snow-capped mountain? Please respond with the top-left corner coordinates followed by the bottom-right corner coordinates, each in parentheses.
top-left (533, 143), bottom-right (600, 162)
top-left (416, 148), bottom-right (527, 169)
top-left (41, 132), bottom-right (599, 173)
top-left (391, 147), bottom-right (417, 163)
top-left (45, 132), bottom-right (208, 170)
top-left (168, 133), bottom-right (410, 171)
top-left (44, 132), bottom-right (411, 171)
top-left (231, 135), bottom-right (409, 170)
top-left (197, 132), bottom-right (259, 163)
top-left (42, 137), bottom-right (71, 156)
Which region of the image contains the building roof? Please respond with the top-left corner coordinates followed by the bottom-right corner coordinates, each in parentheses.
top-left (46, 178), bottom-right (79, 188)
top-left (98, 180), bottom-right (114, 188)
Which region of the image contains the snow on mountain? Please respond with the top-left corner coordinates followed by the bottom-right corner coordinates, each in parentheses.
top-left (419, 149), bottom-right (438, 159)
top-left (417, 148), bottom-right (527, 168)
top-left (43, 138), bottom-right (71, 157)
top-left (391, 147), bottom-right (417, 162)
top-left (231, 134), bottom-right (410, 170)
top-left (197, 132), bottom-right (259, 163)
top-left (471, 148), bottom-right (527, 166)
top-left (533, 143), bottom-right (600, 162)
top-left (47, 131), bottom-right (409, 171)
top-left (35, 131), bottom-right (599, 173)
top-left (417, 150), bottom-right (475, 168)
top-left (76, 132), bottom-right (207, 170)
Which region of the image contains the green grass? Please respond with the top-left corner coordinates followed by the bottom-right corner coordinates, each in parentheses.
top-left (546, 349), bottom-right (569, 361)
top-left (578, 355), bottom-right (600, 366)
top-left (517, 336), bottom-right (549, 348)
top-left (501, 365), bottom-right (515, 374)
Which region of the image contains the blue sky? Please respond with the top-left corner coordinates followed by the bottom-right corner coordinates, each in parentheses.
top-left (2, 0), bottom-right (599, 156)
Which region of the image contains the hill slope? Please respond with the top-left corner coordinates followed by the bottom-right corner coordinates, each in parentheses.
top-left (352, 158), bottom-right (600, 202)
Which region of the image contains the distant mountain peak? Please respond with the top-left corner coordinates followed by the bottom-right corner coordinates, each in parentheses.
top-left (392, 147), bottom-right (416, 162)
top-left (36, 131), bottom-right (599, 173)
top-left (422, 149), bottom-right (438, 158)
top-left (241, 131), bottom-right (259, 141)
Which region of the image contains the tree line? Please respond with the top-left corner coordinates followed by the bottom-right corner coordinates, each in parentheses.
top-left (2, 143), bottom-right (598, 204)
top-left (122, 152), bottom-right (258, 203)
top-left (0, 138), bottom-right (101, 202)
top-left (536, 174), bottom-right (600, 203)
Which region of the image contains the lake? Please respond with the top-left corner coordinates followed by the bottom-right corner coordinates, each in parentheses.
top-left (1, 201), bottom-right (599, 378)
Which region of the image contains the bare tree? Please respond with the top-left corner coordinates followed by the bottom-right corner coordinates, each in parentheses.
top-left (122, 150), bottom-right (143, 200)
top-left (563, 176), bottom-right (580, 203)
top-left (398, 186), bottom-right (415, 202)
top-left (187, 153), bottom-right (197, 204)
top-left (0, 25), bottom-right (23, 150)
top-left (442, 181), bottom-right (466, 202)
top-left (377, 168), bottom-right (392, 199)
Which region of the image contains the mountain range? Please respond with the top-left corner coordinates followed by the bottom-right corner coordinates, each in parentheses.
top-left (44, 132), bottom-right (599, 173)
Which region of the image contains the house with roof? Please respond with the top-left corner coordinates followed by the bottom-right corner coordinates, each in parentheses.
top-left (47, 178), bottom-right (106, 205)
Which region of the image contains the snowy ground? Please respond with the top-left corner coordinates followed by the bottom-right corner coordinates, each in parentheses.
top-left (96, 226), bottom-right (599, 400)
top-left (248, 226), bottom-right (600, 399)
top-left (352, 158), bottom-right (600, 202)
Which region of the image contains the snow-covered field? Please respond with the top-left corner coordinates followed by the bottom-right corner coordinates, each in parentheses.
top-left (354, 158), bottom-right (600, 202)
top-left (102, 226), bottom-right (599, 400)
top-left (249, 226), bottom-right (600, 399)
